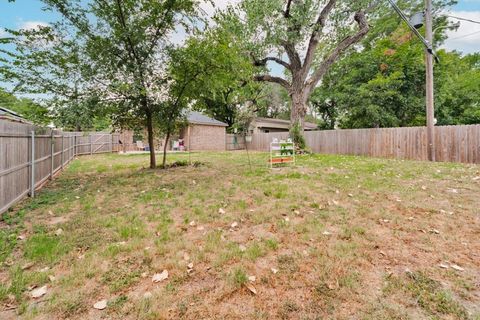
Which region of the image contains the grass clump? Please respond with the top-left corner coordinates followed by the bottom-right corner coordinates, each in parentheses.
top-left (386, 272), bottom-right (469, 319)
top-left (229, 267), bottom-right (248, 288)
top-left (101, 266), bottom-right (141, 293)
top-left (24, 232), bottom-right (68, 264)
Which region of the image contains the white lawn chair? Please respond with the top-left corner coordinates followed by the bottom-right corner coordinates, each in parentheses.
top-left (136, 141), bottom-right (145, 150)
top-left (172, 140), bottom-right (179, 151)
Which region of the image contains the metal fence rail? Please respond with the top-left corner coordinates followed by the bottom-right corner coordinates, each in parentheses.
top-left (0, 120), bottom-right (119, 214)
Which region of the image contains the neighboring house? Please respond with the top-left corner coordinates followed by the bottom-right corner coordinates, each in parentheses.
top-left (249, 117), bottom-right (317, 134)
top-left (120, 111), bottom-right (228, 151)
top-left (0, 107), bottom-right (31, 124)
top-left (179, 111), bottom-right (228, 151)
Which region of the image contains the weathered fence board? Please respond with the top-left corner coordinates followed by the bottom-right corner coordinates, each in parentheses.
top-left (248, 125), bottom-right (480, 164)
top-left (0, 120), bottom-right (119, 214)
top-left (226, 134), bottom-right (246, 151)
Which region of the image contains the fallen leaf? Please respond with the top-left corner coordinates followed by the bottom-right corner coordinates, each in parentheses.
top-left (248, 275), bottom-right (256, 282)
top-left (271, 268), bottom-right (278, 274)
top-left (421, 185), bottom-right (427, 190)
top-left (31, 285), bottom-right (47, 298)
top-left (246, 283), bottom-right (257, 295)
top-left (152, 270), bottom-right (169, 283)
top-left (218, 208), bottom-right (226, 214)
top-left (429, 229), bottom-right (440, 234)
top-left (55, 228), bottom-right (63, 236)
top-left (196, 226), bottom-right (205, 231)
top-left (451, 264), bottom-right (464, 271)
top-left (48, 275), bottom-right (56, 282)
top-left (322, 231), bottom-right (332, 236)
top-left (327, 282), bottom-right (338, 290)
top-left (189, 221), bottom-right (196, 227)
top-left (239, 244), bottom-right (247, 252)
top-left (143, 292), bottom-right (152, 299)
top-left (21, 262), bottom-right (35, 270)
top-left (17, 235), bottom-right (26, 240)
top-left (93, 299), bottom-right (107, 310)
top-left (284, 217), bottom-right (290, 222)
top-left (439, 263), bottom-right (449, 269)
top-left (187, 262), bottom-right (194, 270)
top-left (231, 221), bottom-right (238, 229)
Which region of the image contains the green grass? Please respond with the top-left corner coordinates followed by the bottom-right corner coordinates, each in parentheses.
top-left (229, 266), bottom-right (248, 288)
top-left (24, 232), bottom-right (69, 264)
top-left (0, 152), bottom-right (478, 319)
top-left (385, 272), bottom-right (469, 319)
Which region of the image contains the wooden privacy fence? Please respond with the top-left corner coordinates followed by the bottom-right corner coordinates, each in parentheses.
top-left (0, 120), bottom-right (120, 214)
top-left (226, 134), bottom-right (246, 151)
top-left (248, 125), bottom-right (480, 164)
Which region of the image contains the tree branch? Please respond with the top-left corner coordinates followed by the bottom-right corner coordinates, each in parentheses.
top-left (301, 0), bottom-right (336, 81)
top-left (253, 56), bottom-right (292, 71)
top-left (254, 74), bottom-right (291, 89)
top-left (280, 40), bottom-right (302, 71)
top-left (306, 10), bottom-right (369, 92)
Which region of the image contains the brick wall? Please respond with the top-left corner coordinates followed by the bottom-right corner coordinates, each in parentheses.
top-left (185, 124), bottom-right (226, 151)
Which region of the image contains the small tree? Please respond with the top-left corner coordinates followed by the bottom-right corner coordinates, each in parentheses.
top-left (1, 0), bottom-right (202, 168)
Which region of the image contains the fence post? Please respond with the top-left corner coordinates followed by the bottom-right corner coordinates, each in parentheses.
top-left (50, 130), bottom-right (54, 180)
top-left (90, 133), bottom-right (93, 155)
top-left (74, 135), bottom-right (77, 156)
top-left (30, 131), bottom-right (35, 197)
top-left (61, 133), bottom-right (64, 169)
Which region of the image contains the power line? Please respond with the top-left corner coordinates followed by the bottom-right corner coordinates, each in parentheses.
top-left (448, 30), bottom-right (480, 41)
top-left (447, 15), bottom-right (480, 25)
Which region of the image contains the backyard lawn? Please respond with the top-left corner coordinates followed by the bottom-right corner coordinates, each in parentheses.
top-left (0, 152), bottom-right (479, 319)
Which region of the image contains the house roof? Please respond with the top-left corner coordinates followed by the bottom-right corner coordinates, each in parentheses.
top-left (186, 111), bottom-right (228, 127)
top-left (254, 117), bottom-right (317, 130)
top-left (0, 107), bottom-right (30, 123)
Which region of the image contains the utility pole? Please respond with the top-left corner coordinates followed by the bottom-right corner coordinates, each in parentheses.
top-left (425, 0), bottom-right (435, 161)
top-left (387, 0), bottom-right (437, 161)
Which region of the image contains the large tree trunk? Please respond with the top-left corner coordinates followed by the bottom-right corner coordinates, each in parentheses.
top-left (290, 91), bottom-right (308, 131)
top-left (162, 130), bottom-right (170, 169)
top-left (146, 110), bottom-right (156, 169)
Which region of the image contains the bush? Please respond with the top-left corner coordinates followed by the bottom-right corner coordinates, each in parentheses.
top-left (289, 122), bottom-right (306, 151)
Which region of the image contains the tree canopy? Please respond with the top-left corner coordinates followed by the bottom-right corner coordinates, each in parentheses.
top-left (310, 0), bottom-right (478, 130)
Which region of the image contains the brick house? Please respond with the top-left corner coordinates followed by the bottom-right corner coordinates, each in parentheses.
top-left (179, 111), bottom-right (228, 151)
top-left (118, 111), bottom-right (228, 151)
